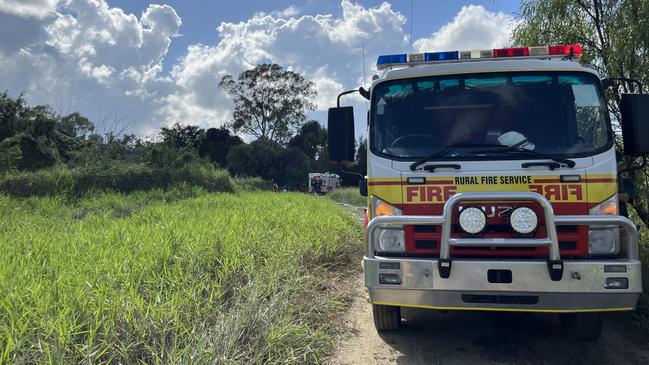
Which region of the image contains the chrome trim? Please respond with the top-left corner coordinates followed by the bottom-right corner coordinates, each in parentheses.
top-left (365, 258), bottom-right (642, 293)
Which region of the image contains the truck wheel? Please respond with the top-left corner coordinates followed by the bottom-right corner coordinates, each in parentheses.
top-left (372, 304), bottom-right (401, 331)
top-left (559, 312), bottom-right (604, 341)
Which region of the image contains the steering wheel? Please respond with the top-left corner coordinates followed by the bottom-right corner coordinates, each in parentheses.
top-left (390, 134), bottom-right (441, 148)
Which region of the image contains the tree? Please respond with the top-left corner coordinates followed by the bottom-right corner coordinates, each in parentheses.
top-left (199, 127), bottom-right (243, 167)
top-left (59, 112), bottom-right (95, 138)
top-left (514, 0), bottom-right (649, 225)
top-left (160, 123), bottom-right (206, 150)
top-left (289, 120), bottom-right (327, 159)
top-left (220, 63), bottom-right (317, 144)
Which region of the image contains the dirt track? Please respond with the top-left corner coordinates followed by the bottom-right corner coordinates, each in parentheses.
top-left (332, 203), bottom-right (649, 365)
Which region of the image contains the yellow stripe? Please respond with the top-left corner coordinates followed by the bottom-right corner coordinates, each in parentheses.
top-left (372, 301), bottom-right (633, 313)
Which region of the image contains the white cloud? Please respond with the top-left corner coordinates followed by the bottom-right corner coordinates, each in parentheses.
top-left (272, 5), bottom-right (300, 18)
top-left (161, 0), bottom-right (407, 134)
top-left (0, 0), bottom-right (62, 18)
top-left (0, 0), bottom-right (180, 134)
top-left (0, 1), bottom-right (516, 137)
top-left (414, 5), bottom-right (515, 52)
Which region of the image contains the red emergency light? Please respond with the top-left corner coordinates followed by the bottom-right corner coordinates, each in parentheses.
top-left (493, 47), bottom-right (530, 58)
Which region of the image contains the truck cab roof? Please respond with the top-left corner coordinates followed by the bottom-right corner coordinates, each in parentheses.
top-left (373, 58), bottom-right (597, 86)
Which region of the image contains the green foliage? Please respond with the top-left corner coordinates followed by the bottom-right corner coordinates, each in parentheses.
top-left (220, 64), bottom-right (317, 144)
top-left (289, 120), bottom-right (327, 159)
top-left (234, 176), bottom-right (274, 191)
top-left (0, 164), bottom-right (235, 198)
top-left (199, 127), bottom-right (243, 167)
top-left (0, 190), bottom-right (361, 364)
top-left (328, 187), bottom-right (367, 207)
top-left (59, 112), bottom-right (95, 137)
top-left (161, 123), bottom-right (206, 149)
top-left (226, 141), bottom-right (310, 189)
top-left (0, 133), bottom-right (56, 170)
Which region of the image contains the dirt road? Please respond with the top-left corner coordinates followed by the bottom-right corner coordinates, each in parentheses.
top-left (332, 204), bottom-right (649, 365)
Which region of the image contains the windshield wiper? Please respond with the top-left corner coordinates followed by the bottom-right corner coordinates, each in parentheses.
top-left (464, 146), bottom-right (576, 168)
top-left (409, 143), bottom-right (503, 171)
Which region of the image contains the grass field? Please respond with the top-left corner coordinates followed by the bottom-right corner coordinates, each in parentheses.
top-left (0, 187), bottom-right (361, 364)
top-left (327, 187), bottom-right (366, 207)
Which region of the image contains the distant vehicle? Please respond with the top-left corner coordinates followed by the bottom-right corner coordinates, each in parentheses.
top-left (328, 44), bottom-right (649, 340)
top-left (308, 173), bottom-right (340, 194)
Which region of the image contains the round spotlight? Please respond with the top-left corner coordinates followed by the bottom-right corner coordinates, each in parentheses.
top-left (509, 207), bottom-right (538, 234)
top-left (458, 207), bottom-right (487, 234)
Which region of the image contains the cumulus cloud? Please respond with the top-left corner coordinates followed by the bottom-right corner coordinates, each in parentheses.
top-left (160, 0), bottom-right (407, 134)
top-left (0, 0), bottom-right (180, 135)
top-left (0, 0), bottom-right (62, 18)
top-left (414, 5), bottom-right (515, 52)
top-left (0, 0), bottom-right (516, 137)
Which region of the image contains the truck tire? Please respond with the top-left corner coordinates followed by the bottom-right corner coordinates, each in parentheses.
top-left (559, 312), bottom-right (604, 341)
top-left (372, 304), bottom-right (401, 331)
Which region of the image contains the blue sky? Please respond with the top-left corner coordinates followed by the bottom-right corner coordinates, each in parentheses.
top-left (0, 0), bottom-right (520, 137)
top-left (106, 0), bottom-right (520, 72)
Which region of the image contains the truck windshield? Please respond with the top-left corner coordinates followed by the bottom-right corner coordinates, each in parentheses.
top-left (371, 71), bottom-right (612, 160)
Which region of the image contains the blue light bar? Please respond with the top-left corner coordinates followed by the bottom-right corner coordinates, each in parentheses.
top-left (424, 51), bottom-right (459, 61)
top-left (377, 54), bottom-right (407, 66)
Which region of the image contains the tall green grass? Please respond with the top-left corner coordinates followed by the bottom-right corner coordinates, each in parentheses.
top-left (0, 188), bottom-right (360, 364)
top-left (0, 163), bottom-right (235, 198)
top-left (327, 187), bottom-right (366, 207)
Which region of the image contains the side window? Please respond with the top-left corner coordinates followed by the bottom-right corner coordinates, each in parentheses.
top-left (571, 83), bottom-right (608, 148)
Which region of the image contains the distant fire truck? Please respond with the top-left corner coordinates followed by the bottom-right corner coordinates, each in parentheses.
top-left (308, 173), bottom-right (340, 194)
top-left (328, 44), bottom-right (649, 340)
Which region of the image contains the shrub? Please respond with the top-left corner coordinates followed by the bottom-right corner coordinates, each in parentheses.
top-left (0, 163), bottom-right (235, 198)
top-left (234, 176), bottom-right (274, 191)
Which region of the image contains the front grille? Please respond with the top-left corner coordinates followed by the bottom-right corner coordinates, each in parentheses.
top-left (414, 225), bottom-right (437, 233)
top-left (415, 240), bottom-right (436, 249)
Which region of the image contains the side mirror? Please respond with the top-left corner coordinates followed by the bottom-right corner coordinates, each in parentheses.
top-left (328, 106), bottom-right (355, 161)
top-left (620, 94), bottom-right (649, 155)
top-left (359, 178), bottom-right (368, 197)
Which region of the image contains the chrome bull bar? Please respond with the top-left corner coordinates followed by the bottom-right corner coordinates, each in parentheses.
top-left (365, 192), bottom-right (639, 281)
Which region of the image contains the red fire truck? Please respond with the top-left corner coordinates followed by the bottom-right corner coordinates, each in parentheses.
top-left (328, 44), bottom-right (649, 340)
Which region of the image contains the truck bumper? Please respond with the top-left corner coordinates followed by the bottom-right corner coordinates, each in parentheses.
top-left (365, 257), bottom-right (642, 312)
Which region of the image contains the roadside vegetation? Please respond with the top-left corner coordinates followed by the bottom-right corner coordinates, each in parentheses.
top-left (328, 187), bottom-right (367, 207)
top-left (0, 187), bottom-right (361, 364)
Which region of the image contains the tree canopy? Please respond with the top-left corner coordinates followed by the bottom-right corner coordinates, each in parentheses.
top-left (219, 63), bottom-right (317, 145)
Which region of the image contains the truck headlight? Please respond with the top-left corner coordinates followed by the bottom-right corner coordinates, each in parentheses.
top-left (377, 228), bottom-right (405, 252)
top-left (588, 227), bottom-right (619, 255)
top-left (588, 195), bottom-right (620, 255)
top-left (509, 207), bottom-right (538, 234)
top-left (458, 207), bottom-right (487, 234)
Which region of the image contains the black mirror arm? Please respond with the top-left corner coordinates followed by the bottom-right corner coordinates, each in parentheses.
top-left (337, 87), bottom-right (370, 107)
top-left (602, 77), bottom-right (644, 94)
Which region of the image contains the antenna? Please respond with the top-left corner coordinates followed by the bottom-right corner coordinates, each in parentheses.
top-left (362, 44), bottom-right (366, 88)
top-left (410, 0), bottom-right (414, 52)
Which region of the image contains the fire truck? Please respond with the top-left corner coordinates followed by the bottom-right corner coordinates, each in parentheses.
top-left (308, 172), bottom-right (341, 194)
top-left (328, 45), bottom-right (649, 340)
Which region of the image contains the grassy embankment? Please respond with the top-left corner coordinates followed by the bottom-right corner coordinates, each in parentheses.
top-left (327, 187), bottom-right (366, 207)
top-left (0, 182), bottom-right (361, 364)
